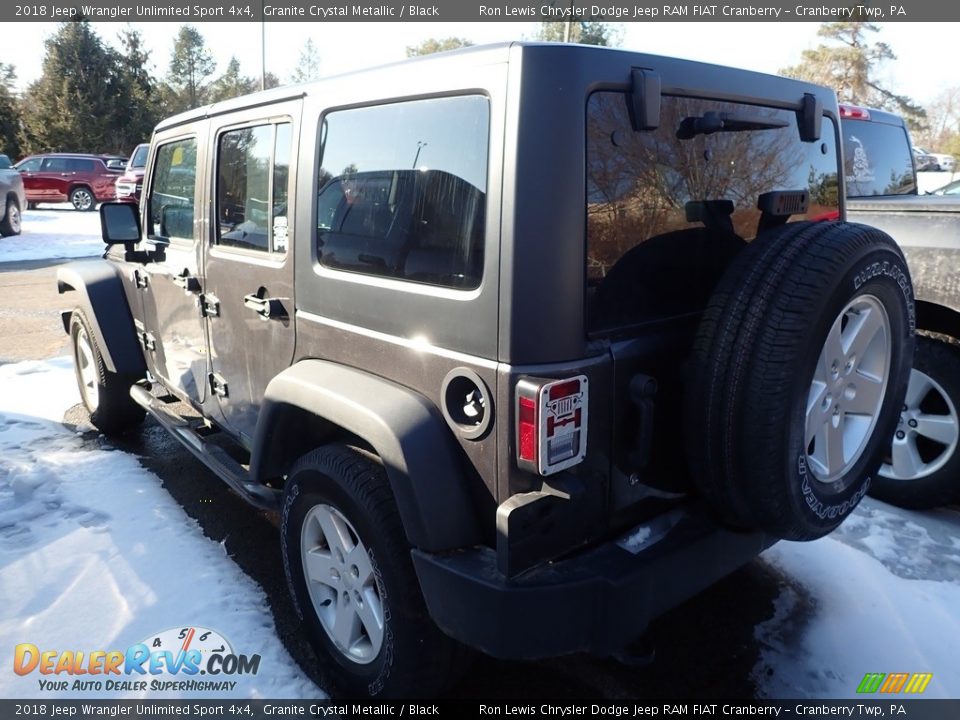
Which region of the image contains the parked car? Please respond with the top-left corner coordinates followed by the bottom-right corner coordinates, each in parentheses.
top-left (914, 146), bottom-right (956, 172)
top-left (114, 143), bottom-right (149, 203)
top-left (59, 44), bottom-right (913, 697)
top-left (14, 153), bottom-right (121, 211)
top-left (842, 103), bottom-right (960, 509)
top-left (0, 153), bottom-right (25, 236)
top-left (913, 146), bottom-right (939, 172)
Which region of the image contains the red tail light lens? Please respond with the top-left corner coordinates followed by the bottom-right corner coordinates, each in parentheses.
top-left (518, 396), bottom-right (537, 462)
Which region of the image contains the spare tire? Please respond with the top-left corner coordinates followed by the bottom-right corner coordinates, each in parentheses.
top-left (685, 221), bottom-right (914, 540)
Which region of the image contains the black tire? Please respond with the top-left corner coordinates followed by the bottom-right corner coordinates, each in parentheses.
top-left (685, 221), bottom-right (915, 540)
top-left (281, 445), bottom-right (465, 698)
top-left (873, 336), bottom-right (960, 508)
top-left (0, 197), bottom-right (22, 236)
top-left (69, 311), bottom-right (145, 435)
top-left (69, 186), bottom-right (95, 211)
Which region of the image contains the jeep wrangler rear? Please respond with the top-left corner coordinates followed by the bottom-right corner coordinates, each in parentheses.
top-left (58, 43), bottom-right (914, 697)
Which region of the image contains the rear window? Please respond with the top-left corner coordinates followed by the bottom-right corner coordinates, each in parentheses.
top-left (586, 92), bottom-right (840, 334)
top-left (840, 117), bottom-right (915, 197)
top-left (131, 145), bottom-right (149, 169)
top-left (67, 159), bottom-right (96, 172)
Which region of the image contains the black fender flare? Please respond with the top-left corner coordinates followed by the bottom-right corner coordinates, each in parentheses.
top-left (56, 261), bottom-right (146, 375)
top-left (251, 360), bottom-right (482, 552)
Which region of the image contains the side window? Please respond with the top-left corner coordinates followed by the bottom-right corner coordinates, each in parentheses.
top-left (16, 158), bottom-right (41, 172)
top-left (68, 159), bottom-right (95, 172)
top-left (316, 95), bottom-right (489, 289)
top-left (148, 138), bottom-right (197, 241)
top-left (41, 157), bottom-right (69, 172)
top-left (216, 122), bottom-right (291, 253)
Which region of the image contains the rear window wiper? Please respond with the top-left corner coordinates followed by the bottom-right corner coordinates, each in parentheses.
top-left (677, 111), bottom-right (789, 140)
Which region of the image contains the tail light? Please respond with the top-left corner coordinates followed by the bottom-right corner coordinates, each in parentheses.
top-left (515, 375), bottom-right (588, 476)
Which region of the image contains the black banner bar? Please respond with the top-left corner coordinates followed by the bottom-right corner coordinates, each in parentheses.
top-left (2, 700), bottom-right (960, 720)
top-left (0, 0), bottom-right (948, 23)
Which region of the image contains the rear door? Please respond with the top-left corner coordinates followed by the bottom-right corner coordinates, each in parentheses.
top-left (38, 156), bottom-right (70, 200)
top-left (203, 102), bottom-right (300, 444)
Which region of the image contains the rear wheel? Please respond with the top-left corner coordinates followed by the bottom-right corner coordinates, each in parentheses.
top-left (685, 221), bottom-right (914, 539)
top-left (281, 445), bottom-right (465, 697)
top-left (874, 336), bottom-right (960, 508)
top-left (70, 311), bottom-right (145, 435)
top-left (69, 186), bottom-right (95, 211)
top-left (0, 198), bottom-right (21, 236)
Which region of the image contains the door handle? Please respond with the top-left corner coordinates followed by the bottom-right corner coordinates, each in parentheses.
top-left (243, 292), bottom-right (286, 321)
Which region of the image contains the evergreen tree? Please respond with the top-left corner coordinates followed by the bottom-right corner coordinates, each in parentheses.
top-left (780, 22), bottom-right (926, 132)
top-left (290, 38), bottom-right (321, 83)
top-left (111, 26), bottom-right (158, 150)
top-left (0, 64), bottom-right (22, 159)
top-left (210, 57), bottom-right (256, 103)
top-left (165, 25), bottom-right (215, 112)
top-left (20, 20), bottom-right (122, 154)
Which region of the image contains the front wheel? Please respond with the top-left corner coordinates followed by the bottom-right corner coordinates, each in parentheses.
top-left (70, 311), bottom-right (145, 435)
top-left (0, 198), bottom-right (22, 236)
top-left (69, 186), bottom-right (95, 211)
top-left (281, 445), bottom-right (464, 698)
top-left (874, 336), bottom-right (960, 508)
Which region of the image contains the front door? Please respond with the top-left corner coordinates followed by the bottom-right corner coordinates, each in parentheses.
top-left (139, 134), bottom-right (210, 407)
top-left (203, 105), bottom-right (300, 444)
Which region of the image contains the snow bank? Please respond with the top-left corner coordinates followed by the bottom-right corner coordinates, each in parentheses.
top-left (0, 358), bottom-right (322, 699)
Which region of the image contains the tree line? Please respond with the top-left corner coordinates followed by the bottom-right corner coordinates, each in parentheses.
top-left (2, 20), bottom-right (953, 163)
top-left (0, 21), bottom-right (295, 159)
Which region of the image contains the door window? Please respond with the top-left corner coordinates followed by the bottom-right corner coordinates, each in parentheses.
top-left (16, 158), bottom-right (42, 172)
top-left (148, 138), bottom-right (198, 241)
top-left (216, 122), bottom-right (291, 254)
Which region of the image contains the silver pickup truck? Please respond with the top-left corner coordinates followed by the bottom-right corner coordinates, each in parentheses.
top-left (843, 105), bottom-right (960, 509)
top-left (0, 153), bottom-right (25, 236)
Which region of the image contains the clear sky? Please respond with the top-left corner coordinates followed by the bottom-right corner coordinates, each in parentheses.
top-left (2, 21), bottom-right (950, 106)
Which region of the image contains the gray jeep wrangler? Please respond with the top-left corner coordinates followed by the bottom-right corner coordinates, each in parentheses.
top-left (57, 43), bottom-right (915, 697)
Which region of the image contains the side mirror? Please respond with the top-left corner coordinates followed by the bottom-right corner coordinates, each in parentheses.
top-left (100, 202), bottom-right (141, 245)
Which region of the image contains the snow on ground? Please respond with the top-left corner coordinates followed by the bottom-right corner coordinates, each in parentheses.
top-left (755, 500), bottom-right (960, 698)
top-left (0, 206), bottom-right (104, 263)
top-left (0, 359), bottom-right (322, 699)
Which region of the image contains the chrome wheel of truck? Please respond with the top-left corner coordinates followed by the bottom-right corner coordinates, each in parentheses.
top-left (872, 336), bottom-right (960, 508)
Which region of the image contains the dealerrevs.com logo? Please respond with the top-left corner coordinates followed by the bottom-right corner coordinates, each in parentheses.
top-left (13, 626), bottom-right (261, 693)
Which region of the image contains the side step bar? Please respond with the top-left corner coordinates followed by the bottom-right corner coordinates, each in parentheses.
top-left (130, 385), bottom-right (280, 512)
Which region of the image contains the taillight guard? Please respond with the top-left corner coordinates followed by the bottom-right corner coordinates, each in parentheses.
top-left (515, 375), bottom-right (589, 476)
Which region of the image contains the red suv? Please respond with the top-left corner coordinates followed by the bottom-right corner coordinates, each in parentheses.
top-left (114, 143), bottom-right (149, 203)
top-left (14, 153), bottom-right (122, 211)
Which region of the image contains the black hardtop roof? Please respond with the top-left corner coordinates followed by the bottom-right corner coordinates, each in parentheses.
top-left (155, 41), bottom-right (838, 133)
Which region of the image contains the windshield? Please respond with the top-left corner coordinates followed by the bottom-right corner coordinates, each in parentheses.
top-left (130, 144), bottom-right (149, 169)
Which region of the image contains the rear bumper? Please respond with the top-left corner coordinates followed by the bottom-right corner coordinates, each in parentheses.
top-left (412, 506), bottom-right (773, 659)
